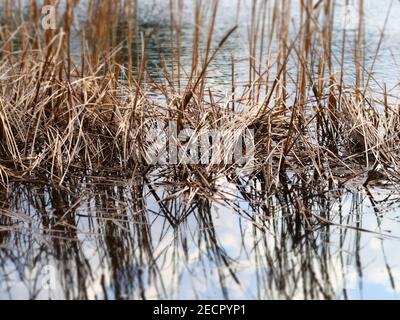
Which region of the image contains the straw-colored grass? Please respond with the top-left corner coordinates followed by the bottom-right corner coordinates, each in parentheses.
top-left (0, 0), bottom-right (399, 198)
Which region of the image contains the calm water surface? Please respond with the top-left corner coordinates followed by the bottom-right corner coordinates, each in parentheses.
top-left (1, 178), bottom-right (400, 299)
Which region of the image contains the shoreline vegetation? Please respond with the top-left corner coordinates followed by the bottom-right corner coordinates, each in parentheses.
top-left (0, 0), bottom-right (399, 222)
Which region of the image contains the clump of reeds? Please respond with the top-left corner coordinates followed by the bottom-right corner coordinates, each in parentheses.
top-left (0, 0), bottom-right (399, 201)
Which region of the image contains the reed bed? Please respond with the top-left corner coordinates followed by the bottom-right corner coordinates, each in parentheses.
top-left (0, 0), bottom-right (399, 202)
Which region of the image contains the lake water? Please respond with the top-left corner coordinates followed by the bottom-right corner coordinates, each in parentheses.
top-left (61, 0), bottom-right (400, 97)
top-left (1, 179), bottom-right (400, 299)
top-left (1, 0), bottom-right (400, 300)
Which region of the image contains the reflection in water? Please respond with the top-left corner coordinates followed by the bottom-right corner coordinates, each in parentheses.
top-left (1, 175), bottom-right (399, 300)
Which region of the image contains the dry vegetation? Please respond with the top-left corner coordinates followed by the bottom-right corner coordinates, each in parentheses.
top-left (0, 0), bottom-right (399, 197)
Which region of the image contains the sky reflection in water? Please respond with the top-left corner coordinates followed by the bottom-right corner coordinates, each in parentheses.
top-left (1, 178), bottom-right (400, 300)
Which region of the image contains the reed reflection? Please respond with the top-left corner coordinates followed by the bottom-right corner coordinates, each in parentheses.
top-left (0, 174), bottom-right (399, 300)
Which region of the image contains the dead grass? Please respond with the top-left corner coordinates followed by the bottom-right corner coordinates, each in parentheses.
top-left (0, 0), bottom-right (399, 198)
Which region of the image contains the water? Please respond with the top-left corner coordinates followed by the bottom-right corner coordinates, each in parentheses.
top-left (1, 178), bottom-right (400, 299)
top-left (60, 0), bottom-right (400, 97)
top-left (1, 0), bottom-right (400, 300)
top-left (134, 0), bottom-right (400, 99)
